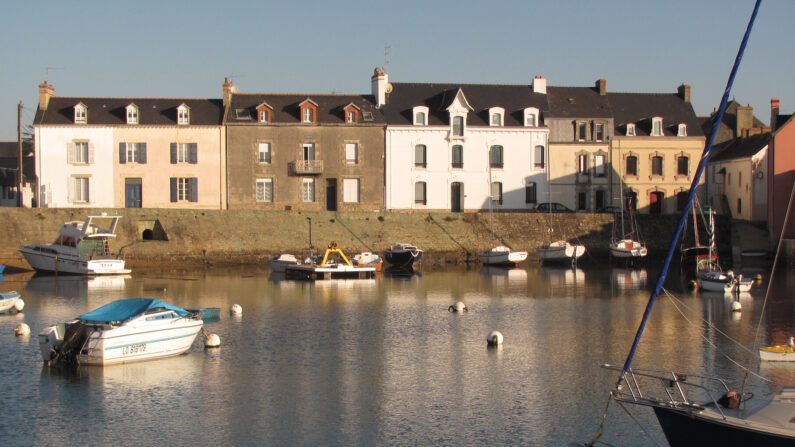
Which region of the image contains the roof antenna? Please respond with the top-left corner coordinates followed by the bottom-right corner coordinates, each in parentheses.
top-left (383, 45), bottom-right (391, 73)
top-left (45, 66), bottom-right (63, 82)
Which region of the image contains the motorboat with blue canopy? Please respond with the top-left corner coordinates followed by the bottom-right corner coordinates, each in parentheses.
top-left (77, 298), bottom-right (189, 323)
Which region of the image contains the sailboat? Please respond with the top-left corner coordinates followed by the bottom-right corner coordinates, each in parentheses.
top-left (589, 3), bottom-right (795, 445)
top-left (609, 193), bottom-right (647, 259)
top-left (680, 200), bottom-right (719, 273)
top-left (479, 146), bottom-right (527, 266)
top-left (695, 206), bottom-right (754, 294)
top-left (535, 192), bottom-right (585, 264)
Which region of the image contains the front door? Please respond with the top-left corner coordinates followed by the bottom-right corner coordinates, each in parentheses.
top-left (451, 182), bottom-right (462, 212)
top-left (650, 191), bottom-right (663, 214)
top-left (326, 178), bottom-right (337, 211)
top-left (125, 178), bottom-right (142, 208)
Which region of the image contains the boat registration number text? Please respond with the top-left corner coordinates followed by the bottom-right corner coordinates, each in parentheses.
top-left (122, 343), bottom-right (146, 355)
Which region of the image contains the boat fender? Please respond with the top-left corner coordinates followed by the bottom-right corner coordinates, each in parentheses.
top-left (448, 301), bottom-right (467, 312)
top-left (14, 323), bottom-right (30, 336)
top-left (718, 391), bottom-right (741, 410)
top-left (487, 330), bottom-right (503, 346)
top-left (13, 299), bottom-right (24, 313)
top-left (205, 334), bottom-right (221, 348)
top-left (788, 337), bottom-right (794, 348)
top-left (229, 304), bottom-right (242, 315)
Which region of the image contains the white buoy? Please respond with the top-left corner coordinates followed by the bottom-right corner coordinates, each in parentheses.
top-left (487, 330), bottom-right (503, 346)
top-left (230, 304), bottom-right (242, 315)
top-left (731, 301), bottom-right (742, 312)
top-left (14, 323), bottom-right (30, 336)
top-left (204, 333), bottom-right (221, 348)
top-left (13, 299), bottom-right (25, 312)
top-left (448, 301), bottom-right (467, 312)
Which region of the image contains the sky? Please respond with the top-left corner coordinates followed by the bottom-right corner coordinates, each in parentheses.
top-left (1, 0), bottom-right (792, 141)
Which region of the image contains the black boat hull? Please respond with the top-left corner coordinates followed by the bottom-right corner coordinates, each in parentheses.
top-left (653, 406), bottom-right (793, 447)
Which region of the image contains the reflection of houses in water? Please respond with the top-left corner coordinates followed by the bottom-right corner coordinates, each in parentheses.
top-left (611, 268), bottom-right (647, 291)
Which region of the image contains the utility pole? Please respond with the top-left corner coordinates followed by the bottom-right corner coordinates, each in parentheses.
top-left (17, 102), bottom-right (23, 207)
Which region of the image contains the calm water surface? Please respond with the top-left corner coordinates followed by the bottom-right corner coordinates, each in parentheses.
top-left (0, 260), bottom-right (792, 446)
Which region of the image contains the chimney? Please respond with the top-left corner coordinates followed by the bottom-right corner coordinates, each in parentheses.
top-left (38, 81), bottom-right (54, 110)
top-left (222, 77), bottom-right (237, 108)
top-left (771, 98), bottom-right (780, 131)
top-left (595, 79), bottom-right (606, 95)
top-left (532, 76), bottom-right (547, 95)
top-left (677, 84), bottom-right (691, 103)
top-left (371, 67), bottom-right (388, 108)
top-left (735, 104), bottom-right (753, 138)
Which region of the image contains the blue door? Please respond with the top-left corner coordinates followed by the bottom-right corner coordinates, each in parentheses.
top-left (125, 178), bottom-right (142, 208)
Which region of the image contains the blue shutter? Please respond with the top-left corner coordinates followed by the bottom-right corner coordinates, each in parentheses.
top-left (170, 143), bottom-right (177, 164)
top-left (170, 178), bottom-right (177, 202)
top-left (189, 143), bottom-right (198, 164)
top-left (190, 178), bottom-right (198, 202)
top-left (119, 143), bottom-right (126, 164)
top-left (139, 143), bottom-right (147, 164)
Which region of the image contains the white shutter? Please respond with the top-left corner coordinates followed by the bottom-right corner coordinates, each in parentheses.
top-left (87, 176), bottom-right (92, 203)
top-left (67, 178), bottom-right (73, 203)
top-left (343, 179), bottom-right (360, 203)
top-left (67, 143), bottom-right (75, 164)
top-left (88, 143), bottom-right (95, 164)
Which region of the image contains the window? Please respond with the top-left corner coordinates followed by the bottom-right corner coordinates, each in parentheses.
top-left (302, 108), bottom-right (314, 123)
top-left (301, 178), bottom-right (315, 202)
top-left (126, 104), bottom-right (138, 124)
top-left (595, 154), bottom-right (606, 177)
top-left (595, 190), bottom-right (606, 210)
top-left (259, 109), bottom-right (270, 123)
top-left (676, 191), bottom-right (688, 211)
top-left (2, 186), bottom-right (16, 200)
top-left (71, 141), bottom-right (90, 164)
top-left (71, 177), bottom-right (89, 203)
top-left (737, 198), bottom-right (742, 214)
top-left (490, 145), bottom-right (503, 168)
top-left (738, 171), bottom-right (742, 187)
top-left (343, 178), bottom-right (360, 203)
top-left (451, 145), bottom-right (463, 168)
top-left (414, 111), bottom-right (426, 125)
top-left (415, 144), bottom-right (427, 168)
top-left (414, 181), bottom-right (426, 205)
top-left (256, 178), bottom-right (273, 202)
top-left (577, 122), bottom-right (588, 141)
top-left (534, 145), bottom-right (545, 169)
top-left (525, 182), bottom-right (537, 204)
top-left (490, 182), bottom-right (503, 205)
top-left (347, 111), bottom-right (356, 123)
top-left (677, 156), bottom-right (689, 176)
top-left (578, 154), bottom-right (589, 174)
top-left (171, 143), bottom-right (197, 164)
top-left (258, 143), bottom-right (271, 164)
top-left (345, 143), bottom-right (358, 164)
top-left (626, 124), bottom-right (636, 136)
top-left (677, 124), bottom-right (687, 137)
top-left (177, 105), bottom-right (190, 125)
top-left (652, 117), bottom-right (663, 136)
top-left (525, 107), bottom-right (539, 127)
top-left (578, 192), bottom-right (587, 211)
top-left (170, 177), bottom-right (197, 202)
top-left (452, 116), bottom-right (464, 136)
top-left (626, 155), bottom-right (638, 176)
top-left (652, 156), bottom-right (663, 176)
top-left (526, 114), bottom-right (536, 127)
top-left (413, 106), bottom-right (429, 125)
top-left (594, 123), bottom-right (605, 142)
top-left (489, 108), bottom-right (504, 127)
top-left (120, 142), bottom-right (147, 164)
top-left (74, 104), bottom-right (87, 124)
top-left (302, 143), bottom-right (315, 160)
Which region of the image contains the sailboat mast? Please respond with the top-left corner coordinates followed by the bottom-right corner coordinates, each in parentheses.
top-left (620, 0), bottom-right (761, 374)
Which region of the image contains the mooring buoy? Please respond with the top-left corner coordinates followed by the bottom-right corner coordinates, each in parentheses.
top-left (487, 330), bottom-right (503, 346)
top-left (448, 301), bottom-right (467, 312)
top-left (731, 301), bottom-right (742, 312)
top-left (14, 323), bottom-right (30, 336)
top-left (230, 304), bottom-right (242, 315)
top-left (13, 299), bottom-right (25, 313)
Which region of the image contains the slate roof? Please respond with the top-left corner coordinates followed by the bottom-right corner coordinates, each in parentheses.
top-left (382, 82), bottom-right (549, 126)
top-left (35, 97), bottom-right (224, 126)
top-left (546, 86), bottom-right (612, 119)
top-left (709, 132), bottom-right (771, 162)
top-left (608, 92), bottom-right (703, 137)
top-left (699, 100), bottom-right (766, 144)
top-left (226, 93), bottom-right (384, 125)
top-left (776, 114), bottom-right (794, 131)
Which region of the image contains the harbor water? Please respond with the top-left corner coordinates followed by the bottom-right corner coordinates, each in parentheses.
top-left (0, 260), bottom-right (792, 446)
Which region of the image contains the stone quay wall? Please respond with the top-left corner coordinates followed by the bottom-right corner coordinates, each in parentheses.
top-left (0, 208), bottom-right (695, 269)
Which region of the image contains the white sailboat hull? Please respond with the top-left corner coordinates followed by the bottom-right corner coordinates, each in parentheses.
top-left (478, 246), bottom-right (528, 265)
top-left (610, 239), bottom-right (648, 258)
top-left (697, 272), bottom-right (754, 293)
top-left (536, 241), bottom-right (585, 262)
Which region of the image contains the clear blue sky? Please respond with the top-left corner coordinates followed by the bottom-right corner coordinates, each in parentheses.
top-left (1, 0), bottom-right (792, 141)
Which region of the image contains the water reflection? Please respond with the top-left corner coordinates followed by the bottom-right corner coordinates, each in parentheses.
top-left (611, 268), bottom-right (647, 292)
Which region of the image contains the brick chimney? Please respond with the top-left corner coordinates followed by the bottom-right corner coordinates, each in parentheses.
top-left (38, 81), bottom-right (54, 110)
top-left (371, 67), bottom-right (389, 108)
top-left (532, 76), bottom-right (547, 94)
top-left (736, 104), bottom-right (753, 138)
top-left (595, 79), bottom-right (606, 95)
top-left (677, 84), bottom-right (691, 103)
top-left (771, 98), bottom-right (780, 131)
top-left (222, 77), bottom-right (237, 108)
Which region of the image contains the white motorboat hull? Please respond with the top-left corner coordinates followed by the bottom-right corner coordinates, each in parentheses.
top-left (0, 292), bottom-right (20, 313)
top-left (268, 254), bottom-right (299, 273)
top-left (19, 246), bottom-right (129, 275)
top-left (610, 240), bottom-right (648, 258)
top-left (536, 242), bottom-right (585, 262)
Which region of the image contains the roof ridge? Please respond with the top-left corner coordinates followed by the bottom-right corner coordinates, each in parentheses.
top-left (52, 96), bottom-right (222, 101)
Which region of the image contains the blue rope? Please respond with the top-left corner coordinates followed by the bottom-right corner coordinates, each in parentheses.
top-left (621, 0), bottom-right (762, 373)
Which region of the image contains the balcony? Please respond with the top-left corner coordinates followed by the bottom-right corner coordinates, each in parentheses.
top-left (290, 160), bottom-right (323, 175)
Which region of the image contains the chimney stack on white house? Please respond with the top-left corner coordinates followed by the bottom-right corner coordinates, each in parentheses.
top-left (371, 67), bottom-right (388, 108)
top-left (222, 77), bottom-right (237, 108)
top-left (39, 81), bottom-right (54, 110)
top-left (771, 98), bottom-right (780, 131)
top-left (532, 76), bottom-right (547, 94)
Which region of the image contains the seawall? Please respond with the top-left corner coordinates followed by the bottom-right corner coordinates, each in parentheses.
top-left (0, 208), bottom-right (697, 269)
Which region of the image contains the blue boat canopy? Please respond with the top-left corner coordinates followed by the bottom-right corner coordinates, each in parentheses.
top-left (77, 298), bottom-right (189, 323)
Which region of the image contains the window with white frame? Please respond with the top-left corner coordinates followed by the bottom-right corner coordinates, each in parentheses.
top-left (490, 145), bottom-right (503, 168)
top-left (259, 109), bottom-right (270, 123)
top-left (256, 178), bottom-right (273, 202)
top-left (177, 105), bottom-right (190, 125)
top-left (175, 143), bottom-right (191, 163)
top-left (126, 104), bottom-right (138, 124)
top-left (534, 145), bottom-right (545, 169)
top-left (452, 116), bottom-right (464, 136)
top-left (174, 177), bottom-right (196, 202)
top-left (490, 182), bottom-right (503, 205)
top-left (489, 107), bottom-right (504, 127)
top-left (451, 145), bottom-right (463, 168)
top-left (525, 108), bottom-right (539, 127)
top-left (74, 104), bottom-right (87, 124)
top-left (302, 108), bottom-right (314, 123)
top-left (415, 144), bottom-right (427, 168)
top-left (345, 143), bottom-right (358, 164)
top-left (72, 177), bottom-right (89, 202)
top-left (677, 123), bottom-right (687, 136)
top-left (626, 124), bottom-right (636, 136)
top-left (343, 178), bottom-right (360, 203)
top-left (302, 143), bottom-right (315, 160)
top-left (301, 178), bottom-right (315, 202)
top-left (595, 154), bottom-right (606, 177)
top-left (594, 123), bottom-right (605, 141)
top-left (347, 111), bottom-right (356, 123)
top-left (258, 143), bottom-right (271, 164)
top-left (577, 122), bottom-right (588, 141)
top-left (414, 181), bottom-right (426, 205)
top-left (652, 117), bottom-right (663, 136)
top-left (122, 142), bottom-right (146, 163)
top-left (73, 141), bottom-right (89, 164)
top-left (413, 106), bottom-right (429, 125)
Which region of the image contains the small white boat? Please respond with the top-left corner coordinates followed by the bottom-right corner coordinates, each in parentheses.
top-left (697, 270), bottom-right (753, 294)
top-left (286, 243), bottom-right (376, 280)
top-left (268, 253), bottom-right (300, 272)
top-left (0, 291), bottom-right (21, 313)
top-left (352, 252), bottom-right (383, 271)
top-left (760, 338), bottom-right (795, 362)
top-left (39, 298), bottom-right (203, 366)
top-left (610, 239), bottom-right (648, 258)
top-left (536, 241), bottom-right (585, 263)
top-left (479, 245), bottom-right (528, 266)
top-left (19, 215), bottom-right (130, 275)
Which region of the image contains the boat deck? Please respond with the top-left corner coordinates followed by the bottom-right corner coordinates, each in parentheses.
top-left (285, 264), bottom-right (376, 280)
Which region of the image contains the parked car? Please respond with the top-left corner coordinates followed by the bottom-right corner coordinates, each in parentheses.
top-left (533, 202), bottom-right (575, 213)
top-left (596, 206), bottom-right (622, 214)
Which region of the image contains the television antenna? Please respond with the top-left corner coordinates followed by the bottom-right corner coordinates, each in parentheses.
top-left (383, 45), bottom-right (391, 72)
top-left (45, 66), bottom-right (63, 82)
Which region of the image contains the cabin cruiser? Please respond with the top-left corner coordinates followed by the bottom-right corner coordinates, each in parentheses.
top-left (384, 243), bottom-right (423, 269)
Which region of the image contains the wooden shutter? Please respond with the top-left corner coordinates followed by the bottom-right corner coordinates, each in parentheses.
top-left (189, 143), bottom-right (198, 164)
top-left (88, 143), bottom-right (95, 164)
top-left (170, 178), bottom-right (177, 202)
top-left (170, 143), bottom-right (177, 164)
top-left (190, 178), bottom-right (198, 202)
top-left (67, 143), bottom-right (75, 164)
top-left (119, 143), bottom-right (126, 164)
top-left (139, 143), bottom-right (147, 164)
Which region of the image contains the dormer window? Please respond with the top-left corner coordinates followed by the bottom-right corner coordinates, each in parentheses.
top-left (413, 106), bottom-right (429, 125)
top-left (652, 117), bottom-right (663, 136)
top-left (445, 88), bottom-right (473, 139)
top-left (452, 116), bottom-right (465, 136)
top-left (524, 108), bottom-right (539, 127)
top-left (489, 107), bottom-right (504, 127)
top-left (74, 103), bottom-right (87, 124)
top-left (677, 123), bottom-right (687, 137)
top-left (626, 123), bottom-right (636, 136)
top-left (257, 102), bottom-right (273, 123)
top-left (177, 104), bottom-right (190, 125)
top-left (126, 104), bottom-right (139, 125)
top-left (343, 103), bottom-right (360, 123)
top-left (299, 99), bottom-right (318, 123)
